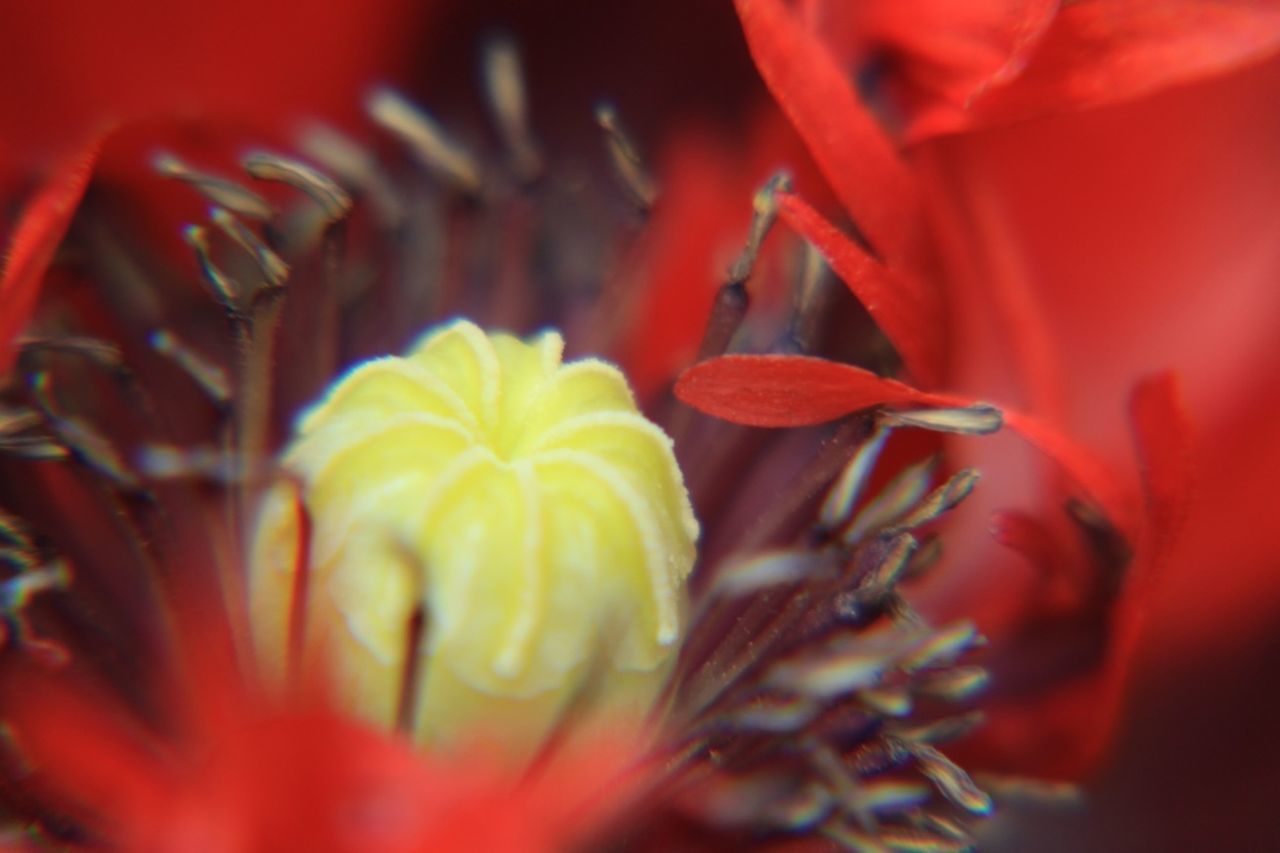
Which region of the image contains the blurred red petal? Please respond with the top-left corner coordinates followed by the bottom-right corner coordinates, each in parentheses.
top-left (778, 191), bottom-right (943, 386)
top-left (734, 0), bottom-right (920, 264)
top-left (921, 0), bottom-right (1280, 136)
top-left (5, 673), bottom-right (171, 838)
top-left (965, 374), bottom-right (1194, 778)
top-left (0, 137), bottom-right (101, 375)
top-left (675, 353), bottom-right (970, 427)
top-left (1099, 372), bottom-right (1193, 728)
top-left (1002, 408), bottom-right (1136, 537)
top-left (811, 0), bottom-right (1059, 130)
top-left (0, 1), bottom-right (430, 180)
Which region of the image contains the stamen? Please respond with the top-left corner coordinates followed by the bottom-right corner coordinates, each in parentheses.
top-left (879, 404), bottom-right (1003, 435)
top-left (208, 207), bottom-right (290, 288)
top-left (785, 242), bottom-right (832, 355)
top-left (917, 666), bottom-right (989, 702)
top-left (242, 152), bottom-right (353, 224)
top-left (691, 173), bottom-right (791, 364)
top-left (727, 172), bottom-right (790, 285)
top-left (707, 549), bottom-right (827, 599)
top-left (694, 280), bottom-right (750, 364)
top-left (30, 373), bottom-right (142, 494)
top-left (368, 88), bottom-right (484, 195)
top-left (482, 35), bottom-right (542, 181)
top-left (842, 455), bottom-right (937, 544)
top-left (14, 337), bottom-right (124, 372)
top-left (0, 434), bottom-right (69, 462)
top-left (149, 329), bottom-right (232, 408)
top-left (0, 406), bottom-right (65, 461)
top-left (880, 469), bottom-right (980, 536)
top-left (596, 103), bottom-right (657, 211)
top-left (0, 407), bottom-right (42, 439)
top-left (819, 425), bottom-right (890, 530)
top-left (136, 444), bottom-right (246, 483)
top-left (153, 153), bottom-right (274, 221)
top-left (183, 225), bottom-right (242, 314)
top-left (0, 509), bottom-right (34, 551)
top-left (299, 123), bottom-right (406, 226)
top-left (0, 557), bottom-right (72, 666)
top-left (890, 738), bottom-right (992, 815)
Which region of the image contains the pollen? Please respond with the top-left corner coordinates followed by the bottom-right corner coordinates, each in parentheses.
top-left (249, 319), bottom-right (699, 751)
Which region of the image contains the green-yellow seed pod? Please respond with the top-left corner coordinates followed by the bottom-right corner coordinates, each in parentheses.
top-left (250, 319), bottom-right (699, 754)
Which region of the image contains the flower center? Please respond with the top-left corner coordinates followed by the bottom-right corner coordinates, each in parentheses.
top-left (250, 318), bottom-right (698, 751)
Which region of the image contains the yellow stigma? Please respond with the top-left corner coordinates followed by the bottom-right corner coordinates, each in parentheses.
top-left (250, 319), bottom-right (698, 751)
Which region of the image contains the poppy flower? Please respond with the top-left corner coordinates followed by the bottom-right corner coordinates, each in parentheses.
top-left (2, 2), bottom-right (1278, 851)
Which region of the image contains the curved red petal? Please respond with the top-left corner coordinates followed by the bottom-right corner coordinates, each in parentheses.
top-left (1002, 408), bottom-right (1137, 538)
top-left (1095, 371), bottom-right (1194, 727)
top-left (5, 674), bottom-right (171, 836)
top-left (921, 0), bottom-right (1280, 137)
top-left (734, 0), bottom-right (920, 264)
top-left (0, 136), bottom-right (101, 374)
top-left (675, 353), bottom-right (966, 427)
top-left (971, 375), bottom-right (1194, 778)
top-left (778, 191), bottom-right (944, 387)
top-left (811, 0), bottom-right (1059, 136)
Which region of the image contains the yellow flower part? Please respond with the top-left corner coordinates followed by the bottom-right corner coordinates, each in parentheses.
top-left (250, 319), bottom-right (699, 753)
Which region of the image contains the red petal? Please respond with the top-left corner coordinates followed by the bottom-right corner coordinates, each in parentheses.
top-left (675, 353), bottom-right (969, 427)
top-left (734, 0), bottom-right (920, 264)
top-left (968, 374), bottom-right (1194, 779)
top-left (921, 0), bottom-right (1280, 136)
top-left (1096, 372), bottom-right (1193, 730)
top-left (1001, 408), bottom-right (1137, 537)
top-left (812, 0), bottom-right (1059, 134)
top-left (0, 1), bottom-right (428, 183)
top-left (1128, 372), bottom-right (1193, 569)
top-left (0, 137), bottom-right (101, 375)
top-left (778, 191), bottom-right (944, 387)
top-left (5, 674), bottom-right (171, 836)
top-left (920, 151), bottom-right (1066, 415)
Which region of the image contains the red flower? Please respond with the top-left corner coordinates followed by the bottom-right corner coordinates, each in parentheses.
top-left (4, 2), bottom-right (1280, 849)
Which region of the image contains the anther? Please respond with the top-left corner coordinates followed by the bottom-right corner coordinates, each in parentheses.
top-left (879, 404), bottom-right (1003, 436)
top-left (727, 172), bottom-right (791, 285)
top-left (242, 152), bottom-right (353, 225)
top-left (299, 124), bottom-right (406, 226)
top-left (153, 153), bottom-right (274, 221)
top-left (596, 103), bottom-right (657, 211)
top-left (149, 329), bottom-right (232, 408)
top-left (30, 373), bottom-right (142, 494)
top-left (368, 88), bottom-right (484, 195)
top-left (880, 469), bottom-right (981, 536)
top-left (183, 225), bottom-right (241, 313)
top-left (136, 444), bottom-right (241, 483)
top-left (14, 337), bottom-right (124, 372)
top-left (209, 207), bottom-right (289, 288)
top-left (482, 35), bottom-right (542, 181)
top-left (819, 425), bottom-right (890, 531)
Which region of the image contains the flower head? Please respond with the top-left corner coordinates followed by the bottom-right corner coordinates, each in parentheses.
top-left (2, 2), bottom-right (1278, 850)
